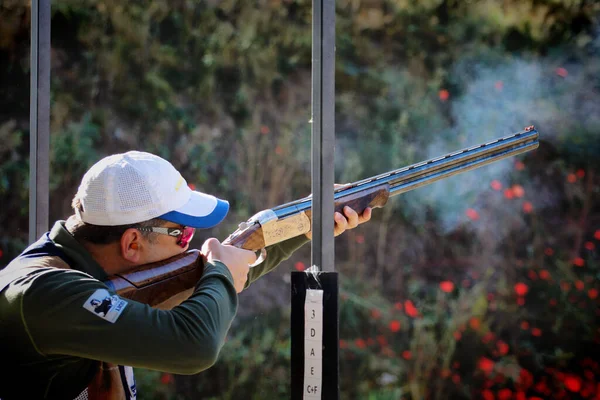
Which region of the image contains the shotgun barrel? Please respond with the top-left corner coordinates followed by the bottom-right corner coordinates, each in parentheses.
top-left (270, 127), bottom-right (539, 218)
top-left (223, 127), bottom-right (539, 250)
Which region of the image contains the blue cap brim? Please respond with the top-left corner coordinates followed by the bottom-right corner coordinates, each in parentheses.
top-left (160, 197), bottom-right (229, 229)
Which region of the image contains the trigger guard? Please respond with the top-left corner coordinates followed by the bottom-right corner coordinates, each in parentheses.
top-left (249, 248), bottom-right (267, 268)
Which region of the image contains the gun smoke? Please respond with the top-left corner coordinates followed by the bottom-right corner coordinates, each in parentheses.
top-left (402, 53), bottom-right (600, 241)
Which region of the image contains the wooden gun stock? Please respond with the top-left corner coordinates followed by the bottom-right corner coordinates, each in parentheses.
top-left (104, 250), bottom-right (203, 309)
top-left (104, 127), bottom-right (539, 309)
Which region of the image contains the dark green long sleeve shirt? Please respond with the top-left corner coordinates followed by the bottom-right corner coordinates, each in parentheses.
top-left (0, 221), bottom-right (308, 399)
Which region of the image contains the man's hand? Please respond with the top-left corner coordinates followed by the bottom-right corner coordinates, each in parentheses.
top-left (305, 206), bottom-right (372, 239)
top-left (201, 238), bottom-right (257, 293)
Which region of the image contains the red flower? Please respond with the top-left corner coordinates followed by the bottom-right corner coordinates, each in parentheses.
top-left (531, 328), bottom-right (542, 337)
top-left (260, 125), bottom-right (270, 135)
top-left (497, 389), bottom-right (512, 400)
top-left (567, 173), bottom-right (577, 183)
top-left (469, 317), bottom-right (481, 330)
top-left (402, 350), bottom-right (412, 360)
top-left (585, 241), bottom-right (595, 250)
top-left (514, 282), bottom-right (529, 296)
top-left (575, 280), bottom-right (584, 291)
top-left (534, 379), bottom-right (549, 394)
top-left (555, 67), bottom-right (568, 77)
top-left (544, 247), bottom-right (554, 256)
top-left (355, 338), bottom-right (366, 348)
top-left (504, 188), bottom-right (515, 199)
top-left (563, 375), bottom-right (582, 392)
top-left (588, 288), bottom-right (598, 299)
top-left (160, 373), bottom-right (174, 385)
top-left (515, 160), bottom-right (525, 170)
top-left (389, 320), bottom-right (401, 332)
top-left (466, 208), bottom-right (480, 220)
top-left (518, 369), bottom-right (533, 389)
top-left (404, 300), bottom-right (419, 318)
top-left (490, 180), bottom-right (503, 190)
top-left (482, 389), bottom-right (494, 400)
top-left (576, 169), bottom-right (585, 178)
top-left (497, 340), bottom-right (509, 355)
top-left (512, 185), bottom-right (525, 198)
top-left (439, 89), bottom-right (450, 101)
top-left (595, 230), bottom-right (600, 240)
top-left (478, 357), bottom-right (495, 375)
top-left (520, 321), bottom-right (530, 330)
top-left (573, 257), bottom-right (585, 267)
top-left (528, 270), bottom-right (538, 280)
top-left (522, 201), bottom-right (533, 213)
top-left (452, 374), bottom-right (461, 384)
top-left (538, 269), bottom-right (550, 280)
top-left (294, 261), bottom-right (305, 271)
top-left (482, 332), bottom-right (495, 344)
top-left (440, 281), bottom-right (454, 293)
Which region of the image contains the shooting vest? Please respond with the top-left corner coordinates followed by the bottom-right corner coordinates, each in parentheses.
top-left (0, 242), bottom-right (136, 400)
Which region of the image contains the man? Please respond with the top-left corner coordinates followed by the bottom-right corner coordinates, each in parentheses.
top-left (0, 151), bottom-right (371, 399)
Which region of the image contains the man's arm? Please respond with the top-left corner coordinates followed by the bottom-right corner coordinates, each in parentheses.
top-left (23, 262), bottom-right (237, 374)
top-left (245, 206), bottom-right (371, 287)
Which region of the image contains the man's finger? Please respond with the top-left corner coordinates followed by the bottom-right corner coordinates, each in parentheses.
top-left (342, 206), bottom-right (359, 229)
top-left (236, 246), bottom-right (258, 265)
top-left (334, 212), bottom-right (347, 236)
top-left (357, 207), bottom-right (372, 224)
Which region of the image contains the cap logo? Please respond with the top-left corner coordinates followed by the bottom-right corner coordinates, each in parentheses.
top-left (174, 176), bottom-right (184, 192)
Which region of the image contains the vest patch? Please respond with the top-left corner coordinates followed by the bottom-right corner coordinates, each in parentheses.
top-left (83, 289), bottom-right (128, 323)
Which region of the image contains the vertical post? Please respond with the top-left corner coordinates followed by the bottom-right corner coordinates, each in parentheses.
top-left (291, 1), bottom-right (338, 399)
top-left (29, 0), bottom-right (51, 243)
top-left (310, 0), bottom-right (336, 272)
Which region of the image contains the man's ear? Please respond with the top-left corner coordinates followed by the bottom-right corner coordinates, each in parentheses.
top-left (120, 228), bottom-right (142, 263)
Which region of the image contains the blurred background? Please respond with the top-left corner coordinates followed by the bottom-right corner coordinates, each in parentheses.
top-left (1, 0), bottom-right (600, 399)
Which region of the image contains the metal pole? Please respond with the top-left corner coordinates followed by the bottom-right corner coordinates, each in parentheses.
top-left (310, 0), bottom-right (335, 272)
top-left (29, 0), bottom-right (51, 243)
top-left (291, 1), bottom-right (339, 399)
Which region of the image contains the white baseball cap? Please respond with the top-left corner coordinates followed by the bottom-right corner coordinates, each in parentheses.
top-left (74, 151), bottom-right (229, 228)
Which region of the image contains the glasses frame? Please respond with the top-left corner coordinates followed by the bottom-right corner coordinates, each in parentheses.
top-left (136, 226), bottom-right (196, 248)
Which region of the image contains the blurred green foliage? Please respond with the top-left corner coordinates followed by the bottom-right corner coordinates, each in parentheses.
top-left (1, 0), bottom-right (599, 398)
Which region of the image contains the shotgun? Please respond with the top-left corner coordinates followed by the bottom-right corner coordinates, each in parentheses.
top-left (104, 126), bottom-right (539, 309)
